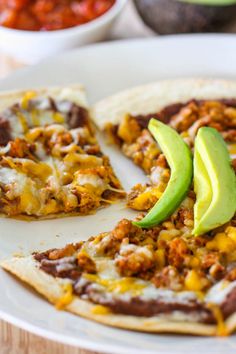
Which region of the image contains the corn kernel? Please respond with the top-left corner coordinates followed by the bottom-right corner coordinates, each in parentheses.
top-left (189, 256), bottom-right (200, 269)
top-left (117, 114), bottom-right (140, 143)
top-left (155, 249), bottom-right (165, 268)
top-left (206, 233), bottom-right (235, 253)
top-left (185, 270), bottom-right (203, 291)
top-left (158, 229), bottom-right (180, 242)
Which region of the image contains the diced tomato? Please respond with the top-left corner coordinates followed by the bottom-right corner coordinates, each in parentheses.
top-left (0, 0), bottom-right (115, 31)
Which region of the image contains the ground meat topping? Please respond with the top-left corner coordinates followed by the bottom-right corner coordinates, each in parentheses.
top-left (0, 96), bottom-right (124, 217)
top-left (134, 99), bottom-right (236, 134)
top-left (0, 118), bottom-right (11, 146)
top-left (31, 97), bottom-right (236, 321)
top-left (66, 104), bottom-right (90, 130)
top-left (34, 242), bottom-right (95, 279)
top-left (34, 215), bottom-right (236, 322)
top-left (115, 242), bottom-right (155, 277)
top-left (2, 96), bottom-right (91, 137)
top-left (106, 99), bottom-right (235, 213)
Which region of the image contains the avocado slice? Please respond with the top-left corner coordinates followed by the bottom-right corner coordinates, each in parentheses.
top-left (194, 149), bottom-right (213, 225)
top-left (134, 119), bottom-right (193, 228)
top-left (193, 127), bottom-right (236, 236)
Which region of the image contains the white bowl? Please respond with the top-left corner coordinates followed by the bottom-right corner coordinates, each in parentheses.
top-left (0, 0), bottom-right (127, 64)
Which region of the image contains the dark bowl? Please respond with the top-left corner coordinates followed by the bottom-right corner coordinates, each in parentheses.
top-left (134, 0), bottom-right (236, 34)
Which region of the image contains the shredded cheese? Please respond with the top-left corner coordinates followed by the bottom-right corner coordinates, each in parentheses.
top-left (84, 274), bottom-right (146, 296)
top-left (17, 112), bottom-right (29, 134)
top-left (56, 283), bottom-right (73, 310)
top-left (21, 91), bottom-right (37, 110)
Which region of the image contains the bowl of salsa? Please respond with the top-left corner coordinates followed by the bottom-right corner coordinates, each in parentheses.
top-left (0, 0), bottom-right (127, 63)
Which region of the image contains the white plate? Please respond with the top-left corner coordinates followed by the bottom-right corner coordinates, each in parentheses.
top-left (0, 35), bottom-right (236, 354)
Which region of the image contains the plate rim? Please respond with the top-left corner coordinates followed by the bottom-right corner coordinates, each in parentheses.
top-left (1, 32), bottom-right (236, 92)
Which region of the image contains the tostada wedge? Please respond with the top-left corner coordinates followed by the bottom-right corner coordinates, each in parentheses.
top-left (0, 86), bottom-right (124, 219)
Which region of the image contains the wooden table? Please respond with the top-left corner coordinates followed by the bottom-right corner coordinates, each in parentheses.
top-left (1, 1), bottom-right (236, 353)
top-left (0, 320), bottom-right (101, 354)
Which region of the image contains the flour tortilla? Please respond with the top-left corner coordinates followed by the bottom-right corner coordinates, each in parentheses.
top-left (0, 84), bottom-right (103, 221)
top-left (92, 79), bottom-right (236, 129)
top-left (0, 84), bottom-right (88, 113)
top-left (2, 255), bottom-right (236, 336)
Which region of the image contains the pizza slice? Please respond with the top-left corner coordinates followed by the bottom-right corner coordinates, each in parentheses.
top-left (92, 79), bottom-right (236, 211)
top-left (1, 212), bottom-right (236, 336)
top-left (0, 86), bottom-right (124, 218)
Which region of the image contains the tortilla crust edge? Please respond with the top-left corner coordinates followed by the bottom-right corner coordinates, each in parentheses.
top-left (1, 255), bottom-right (231, 336)
top-left (0, 200), bottom-right (119, 221)
top-left (0, 84), bottom-right (88, 112)
top-left (92, 78), bottom-right (236, 129)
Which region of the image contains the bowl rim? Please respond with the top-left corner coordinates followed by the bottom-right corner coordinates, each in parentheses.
top-left (0, 0), bottom-right (127, 37)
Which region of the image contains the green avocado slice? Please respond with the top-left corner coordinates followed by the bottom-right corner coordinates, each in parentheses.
top-left (193, 149), bottom-right (213, 227)
top-left (134, 119), bottom-right (193, 228)
top-left (193, 127), bottom-right (236, 236)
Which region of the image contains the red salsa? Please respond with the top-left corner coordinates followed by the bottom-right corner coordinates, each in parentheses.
top-left (0, 0), bottom-right (116, 31)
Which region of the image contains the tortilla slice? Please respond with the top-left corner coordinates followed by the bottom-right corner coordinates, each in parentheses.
top-left (0, 85), bottom-right (124, 219)
top-left (0, 256), bottom-right (218, 336)
top-left (92, 78), bottom-right (236, 129)
top-left (92, 78), bottom-right (236, 212)
top-left (1, 211), bottom-right (236, 337)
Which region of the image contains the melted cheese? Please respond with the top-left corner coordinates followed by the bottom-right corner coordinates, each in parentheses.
top-left (0, 167), bottom-right (43, 214)
top-left (17, 112), bottom-right (28, 134)
top-left (74, 173), bottom-right (108, 191)
top-left (91, 305), bottom-right (111, 315)
top-left (119, 243), bottom-right (153, 259)
top-left (0, 143), bottom-right (11, 155)
top-left (130, 185), bottom-right (163, 210)
top-left (0, 167), bottom-right (25, 186)
top-left (21, 91), bottom-right (37, 110)
top-left (31, 108), bottom-right (40, 126)
top-left (57, 87), bottom-right (87, 107)
top-left (56, 282), bottom-right (74, 310)
top-left (20, 183), bottom-right (41, 214)
top-left (84, 240), bottom-right (236, 309)
top-left (3, 96), bottom-right (71, 138)
top-left (0, 105), bottom-right (121, 217)
top-left (207, 303), bottom-right (228, 336)
top-left (150, 166), bottom-right (163, 185)
top-left (84, 274), bottom-right (146, 296)
top-left (64, 153), bottom-right (102, 169)
top-left (0, 162), bottom-right (53, 215)
top-left (53, 112), bottom-right (65, 124)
